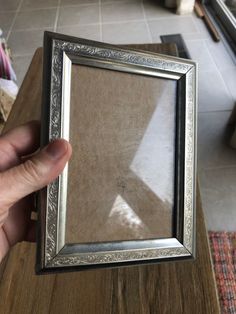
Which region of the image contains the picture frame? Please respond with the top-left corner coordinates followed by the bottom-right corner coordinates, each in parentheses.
top-left (37, 31), bottom-right (197, 273)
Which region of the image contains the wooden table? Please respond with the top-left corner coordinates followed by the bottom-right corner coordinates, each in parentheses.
top-left (0, 46), bottom-right (220, 314)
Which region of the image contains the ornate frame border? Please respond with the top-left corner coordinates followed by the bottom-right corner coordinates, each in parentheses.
top-left (37, 31), bottom-right (197, 273)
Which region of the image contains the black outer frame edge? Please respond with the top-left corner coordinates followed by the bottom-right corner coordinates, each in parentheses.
top-left (173, 76), bottom-right (186, 244)
top-left (35, 31), bottom-right (53, 274)
top-left (36, 253), bottom-right (194, 275)
top-left (41, 31), bottom-right (53, 148)
top-left (34, 31), bottom-right (195, 65)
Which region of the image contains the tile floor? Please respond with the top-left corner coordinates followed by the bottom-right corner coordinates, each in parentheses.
top-left (1, 0), bottom-right (236, 231)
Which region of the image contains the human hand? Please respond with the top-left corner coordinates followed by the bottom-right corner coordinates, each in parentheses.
top-left (0, 121), bottom-right (72, 262)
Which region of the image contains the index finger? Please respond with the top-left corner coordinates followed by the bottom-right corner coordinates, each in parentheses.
top-left (0, 120), bottom-right (40, 171)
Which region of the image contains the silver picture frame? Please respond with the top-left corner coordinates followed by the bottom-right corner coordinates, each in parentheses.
top-left (37, 31), bottom-right (197, 273)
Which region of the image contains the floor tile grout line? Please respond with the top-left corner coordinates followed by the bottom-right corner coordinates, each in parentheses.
top-left (186, 39), bottom-right (217, 69)
top-left (186, 37), bottom-right (215, 43)
top-left (101, 18), bottom-right (147, 25)
top-left (65, 18), bottom-right (148, 26)
top-left (10, 20), bottom-right (148, 32)
top-left (18, 2), bottom-right (99, 11)
top-left (217, 70), bottom-right (236, 103)
top-left (8, 24), bottom-right (210, 39)
top-left (8, 16), bottom-right (211, 31)
top-left (0, 9), bottom-right (18, 13)
top-left (192, 58), bottom-right (236, 77)
top-left (10, 4), bottom-right (195, 20)
top-left (6, 0), bottom-right (24, 42)
top-left (201, 39), bottom-right (236, 103)
top-left (98, 0), bottom-right (103, 42)
top-left (147, 15), bottom-right (197, 21)
top-left (185, 38), bottom-right (219, 73)
top-left (12, 25), bottom-right (98, 33)
top-left (141, 0), bottom-right (152, 43)
top-left (191, 19), bottom-right (221, 41)
top-left (200, 164), bottom-right (236, 171)
top-left (191, 14), bottom-right (207, 37)
top-left (11, 53), bottom-right (34, 58)
top-left (222, 40), bottom-right (236, 66)
top-left (219, 68), bottom-right (236, 102)
top-left (198, 109), bottom-right (232, 114)
top-left (7, 27), bottom-right (55, 33)
top-left (5, 6), bottom-right (58, 13)
top-left (7, 16), bottom-right (208, 35)
top-left (189, 13), bottom-right (236, 89)
top-left (193, 8), bottom-right (236, 65)
top-left (204, 38), bottom-right (236, 68)
top-left (219, 64), bottom-right (236, 72)
top-left (54, 0), bottom-right (61, 32)
top-left (101, 0), bottom-right (142, 4)
top-left (205, 6), bottom-right (236, 66)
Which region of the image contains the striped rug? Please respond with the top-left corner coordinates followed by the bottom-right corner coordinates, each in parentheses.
top-left (209, 232), bottom-right (236, 314)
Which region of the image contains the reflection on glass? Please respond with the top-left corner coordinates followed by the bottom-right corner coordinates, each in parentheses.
top-left (130, 82), bottom-right (175, 205)
top-left (65, 64), bottom-right (176, 244)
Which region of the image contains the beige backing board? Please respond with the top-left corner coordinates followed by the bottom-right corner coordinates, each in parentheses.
top-left (65, 64), bottom-right (177, 244)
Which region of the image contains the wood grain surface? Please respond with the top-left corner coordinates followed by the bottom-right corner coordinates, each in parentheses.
top-left (0, 45), bottom-right (220, 314)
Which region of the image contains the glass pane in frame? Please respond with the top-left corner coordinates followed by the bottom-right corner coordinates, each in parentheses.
top-left (65, 64), bottom-right (177, 244)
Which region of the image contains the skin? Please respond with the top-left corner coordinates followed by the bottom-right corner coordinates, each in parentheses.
top-left (0, 121), bottom-right (72, 263)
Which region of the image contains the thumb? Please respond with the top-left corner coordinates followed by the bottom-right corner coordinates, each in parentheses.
top-left (0, 139), bottom-right (72, 209)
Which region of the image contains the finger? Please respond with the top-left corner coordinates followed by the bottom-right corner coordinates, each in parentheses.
top-left (2, 196), bottom-right (34, 246)
top-left (0, 228), bottom-right (9, 262)
top-left (0, 121), bottom-right (40, 171)
top-left (24, 220), bottom-right (36, 242)
top-left (0, 139), bottom-right (72, 209)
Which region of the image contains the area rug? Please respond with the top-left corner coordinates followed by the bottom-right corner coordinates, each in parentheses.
top-left (209, 232), bottom-right (236, 314)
